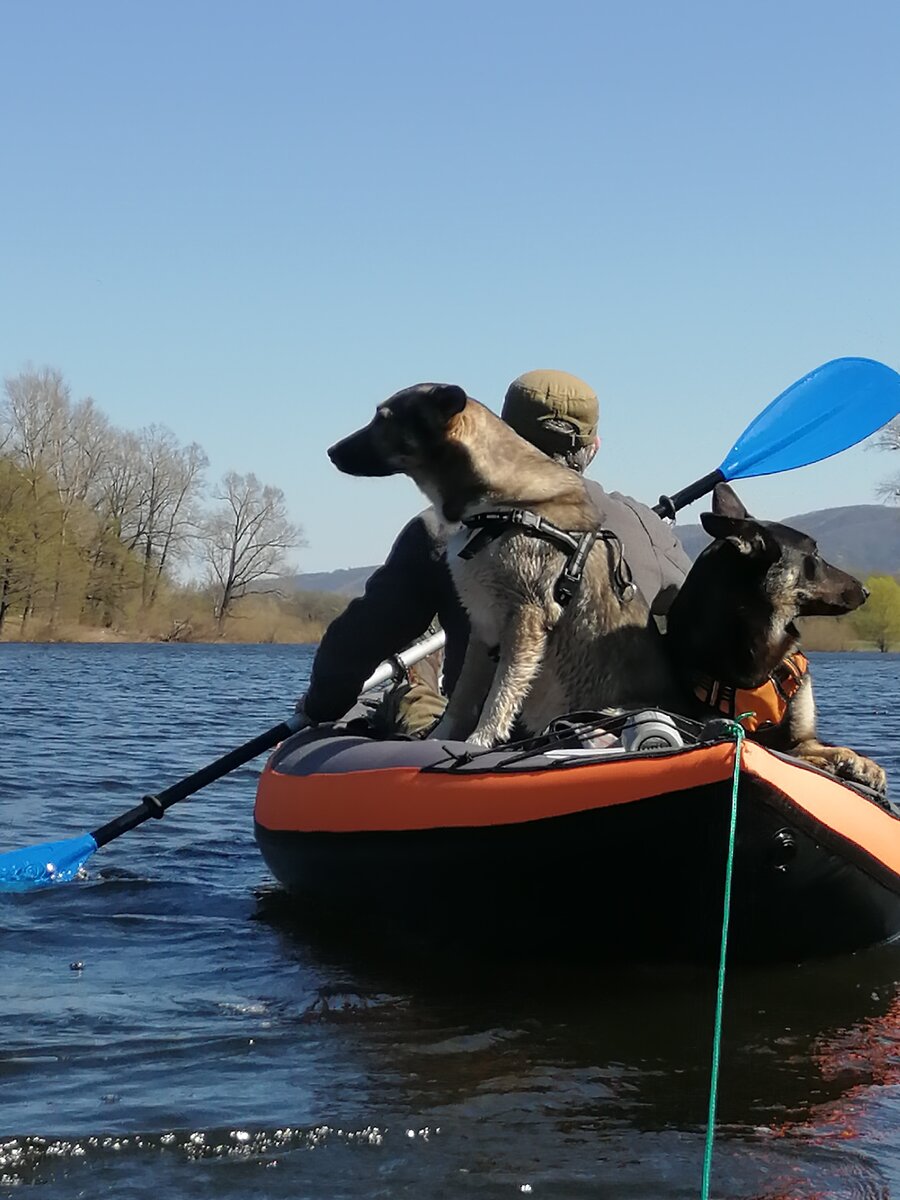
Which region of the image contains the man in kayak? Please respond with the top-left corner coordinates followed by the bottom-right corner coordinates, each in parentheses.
top-left (298, 369), bottom-right (692, 732)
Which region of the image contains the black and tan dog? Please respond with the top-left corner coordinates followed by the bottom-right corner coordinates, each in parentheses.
top-left (328, 382), bottom-right (675, 746)
top-left (665, 483), bottom-right (887, 793)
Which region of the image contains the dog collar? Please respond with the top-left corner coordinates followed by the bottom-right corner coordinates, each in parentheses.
top-left (691, 651), bottom-right (809, 733)
top-left (457, 507), bottom-right (638, 607)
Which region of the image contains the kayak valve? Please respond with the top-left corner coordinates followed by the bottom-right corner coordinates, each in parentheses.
top-left (770, 828), bottom-right (798, 871)
top-left (620, 711), bottom-right (684, 753)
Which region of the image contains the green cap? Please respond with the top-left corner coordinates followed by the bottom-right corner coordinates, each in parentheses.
top-left (501, 369), bottom-right (599, 453)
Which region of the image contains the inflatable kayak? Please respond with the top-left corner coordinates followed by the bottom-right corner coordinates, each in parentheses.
top-left (254, 714), bottom-right (900, 962)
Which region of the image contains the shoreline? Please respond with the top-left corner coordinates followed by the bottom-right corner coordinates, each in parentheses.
top-left (0, 621), bottom-right (331, 646)
top-left (1, 632), bottom-right (895, 653)
top-left (0, 630), bottom-right (327, 646)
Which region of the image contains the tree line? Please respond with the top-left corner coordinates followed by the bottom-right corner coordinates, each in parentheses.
top-left (800, 575), bottom-right (900, 653)
top-left (847, 575), bottom-right (900, 651)
top-left (0, 366), bottom-right (322, 640)
top-left (2, 367), bottom-right (898, 648)
top-left (852, 417), bottom-right (900, 650)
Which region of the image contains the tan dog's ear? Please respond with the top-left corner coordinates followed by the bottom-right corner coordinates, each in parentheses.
top-left (428, 384), bottom-right (467, 421)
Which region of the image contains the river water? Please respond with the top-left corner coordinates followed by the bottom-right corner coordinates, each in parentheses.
top-left (1, 644), bottom-right (900, 1198)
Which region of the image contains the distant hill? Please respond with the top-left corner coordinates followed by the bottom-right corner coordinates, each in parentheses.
top-left (280, 565), bottom-right (380, 596)
top-left (676, 504), bottom-right (900, 576)
top-left (285, 504), bottom-right (900, 598)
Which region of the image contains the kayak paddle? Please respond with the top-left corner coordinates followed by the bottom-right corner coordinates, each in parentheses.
top-left (0, 629), bottom-right (446, 892)
top-left (654, 356), bottom-right (900, 517)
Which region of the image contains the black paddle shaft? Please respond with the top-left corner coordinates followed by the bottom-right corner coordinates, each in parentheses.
top-left (90, 719), bottom-right (296, 848)
top-left (653, 469), bottom-right (725, 519)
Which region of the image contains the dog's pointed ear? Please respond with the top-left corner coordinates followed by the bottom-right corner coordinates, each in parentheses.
top-left (700, 511), bottom-right (780, 561)
top-left (427, 384), bottom-right (467, 420)
top-left (711, 482), bottom-right (749, 520)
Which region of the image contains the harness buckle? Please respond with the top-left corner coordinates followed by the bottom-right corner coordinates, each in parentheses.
top-left (554, 571), bottom-right (579, 605)
top-left (509, 509), bottom-right (542, 531)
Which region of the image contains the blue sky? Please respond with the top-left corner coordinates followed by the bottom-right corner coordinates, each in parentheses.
top-left (2, 1), bottom-right (898, 572)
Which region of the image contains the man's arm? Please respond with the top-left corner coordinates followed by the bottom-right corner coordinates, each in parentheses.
top-left (584, 480), bottom-right (692, 614)
top-left (619, 493), bottom-right (693, 592)
top-left (303, 515), bottom-right (443, 723)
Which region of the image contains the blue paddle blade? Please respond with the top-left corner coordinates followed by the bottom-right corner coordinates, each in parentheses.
top-left (719, 357), bottom-right (900, 481)
top-left (0, 833), bottom-right (98, 893)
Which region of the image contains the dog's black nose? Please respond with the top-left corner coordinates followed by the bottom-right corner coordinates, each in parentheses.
top-left (862, 585), bottom-right (870, 601)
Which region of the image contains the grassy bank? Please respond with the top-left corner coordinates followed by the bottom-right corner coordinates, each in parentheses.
top-left (0, 590), bottom-right (349, 645)
top-left (2, 607), bottom-right (893, 652)
top-left (798, 615), bottom-right (897, 652)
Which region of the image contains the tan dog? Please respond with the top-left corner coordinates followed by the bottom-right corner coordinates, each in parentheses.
top-left (328, 383), bottom-right (674, 746)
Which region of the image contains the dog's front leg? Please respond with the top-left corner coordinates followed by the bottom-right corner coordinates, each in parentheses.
top-left (786, 676), bottom-right (888, 794)
top-left (429, 638), bottom-right (497, 742)
top-left (793, 739), bottom-right (888, 794)
top-left (468, 605), bottom-right (548, 748)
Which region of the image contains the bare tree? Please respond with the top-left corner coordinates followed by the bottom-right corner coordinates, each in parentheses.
top-left (49, 397), bottom-right (115, 620)
top-left (92, 428), bottom-right (146, 547)
top-left (2, 366), bottom-right (70, 477)
top-left (872, 416), bottom-right (900, 503)
top-left (82, 428), bottom-right (146, 626)
top-left (132, 426), bottom-right (208, 606)
top-left (199, 471), bottom-right (304, 631)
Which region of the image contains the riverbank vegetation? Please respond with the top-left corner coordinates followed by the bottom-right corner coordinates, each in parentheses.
top-left (0, 366), bottom-right (322, 641)
top-left (0, 585), bottom-right (349, 644)
top-left (794, 575), bottom-right (900, 652)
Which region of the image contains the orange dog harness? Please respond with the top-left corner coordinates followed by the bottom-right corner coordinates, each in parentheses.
top-left (692, 652), bottom-right (809, 733)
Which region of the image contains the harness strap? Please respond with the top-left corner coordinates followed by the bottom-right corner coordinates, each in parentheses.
top-left (459, 507), bottom-right (579, 558)
top-left (458, 508), bottom-right (636, 606)
top-left (692, 651), bottom-right (809, 733)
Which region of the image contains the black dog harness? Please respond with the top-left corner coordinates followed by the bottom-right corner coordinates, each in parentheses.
top-left (457, 507), bottom-right (637, 606)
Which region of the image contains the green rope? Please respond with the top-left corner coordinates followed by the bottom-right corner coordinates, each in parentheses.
top-left (700, 718), bottom-right (747, 1200)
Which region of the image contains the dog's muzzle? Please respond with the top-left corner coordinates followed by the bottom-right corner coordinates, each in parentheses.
top-left (327, 433), bottom-right (396, 477)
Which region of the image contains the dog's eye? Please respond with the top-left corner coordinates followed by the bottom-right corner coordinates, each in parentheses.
top-left (802, 555), bottom-right (819, 581)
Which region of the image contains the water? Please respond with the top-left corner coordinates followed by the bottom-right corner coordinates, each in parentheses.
top-left (1, 644), bottom-right (900, 1198)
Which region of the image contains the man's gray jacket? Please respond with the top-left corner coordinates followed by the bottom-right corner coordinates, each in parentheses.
top-left (303, 482), bottom-right (692, 723)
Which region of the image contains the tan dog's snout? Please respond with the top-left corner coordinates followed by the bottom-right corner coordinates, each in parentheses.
top-left (327, 426), bottom-right (396, 478)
